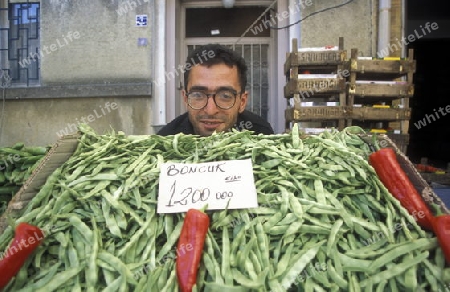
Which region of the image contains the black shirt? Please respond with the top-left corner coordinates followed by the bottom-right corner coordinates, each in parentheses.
top-left (157, 110), bottom-right (274, 136)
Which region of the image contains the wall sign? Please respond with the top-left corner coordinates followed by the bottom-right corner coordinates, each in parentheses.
top-left (136, 15), bottom-right (148, 27)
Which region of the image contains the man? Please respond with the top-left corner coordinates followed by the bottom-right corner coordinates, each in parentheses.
top-left (157, 44), bottom-right (274, 136)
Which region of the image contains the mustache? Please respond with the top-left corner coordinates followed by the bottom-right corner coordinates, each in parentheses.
top-left (197, 115), bottom-right (225, 120)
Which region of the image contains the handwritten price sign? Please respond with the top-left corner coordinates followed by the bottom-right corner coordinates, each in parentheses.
top-left (157, 159), bottom-right (258, 213)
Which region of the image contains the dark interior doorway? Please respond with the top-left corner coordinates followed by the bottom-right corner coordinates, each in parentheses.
top-left (406, 0), bottom-right (450, 168)
top-left (407, 39), bottom-right (450, 168)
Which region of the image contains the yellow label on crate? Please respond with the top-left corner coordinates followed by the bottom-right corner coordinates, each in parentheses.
top-left (372, 105), bottom-right (391, 108)
top-left (382, 57), bottom-right (402, 60)
top-left (370, 129), bottom-right (387, 134)
top-left (372, 57), bottom-right (403, 60)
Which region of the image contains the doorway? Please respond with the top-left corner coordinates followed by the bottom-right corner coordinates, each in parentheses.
top-left (179, 3), bottom-right (276, 124)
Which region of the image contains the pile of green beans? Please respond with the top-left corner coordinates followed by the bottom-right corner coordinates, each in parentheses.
top-left (0, 143), bottom-right (49, 214)
top-left (0, 124), bottom-right (448, 291)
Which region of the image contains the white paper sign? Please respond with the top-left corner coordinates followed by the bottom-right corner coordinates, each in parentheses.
top-left (157, 159), bottom-right (258, 213)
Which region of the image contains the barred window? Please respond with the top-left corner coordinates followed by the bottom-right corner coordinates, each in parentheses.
top-left (0, 1), bottom-right (40, 87)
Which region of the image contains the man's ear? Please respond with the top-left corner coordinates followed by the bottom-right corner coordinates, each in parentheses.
top-left (238, 92), bottom-right (248, 113)
top-left (182, 90), bottom-right (188, 105)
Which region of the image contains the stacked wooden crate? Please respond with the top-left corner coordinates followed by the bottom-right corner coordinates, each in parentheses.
top-left (284, 38), bottom-right (347, 132)
top-left (284, 38), bottom-right (416, 153)
top-left (347, 48), bottom-right (416, 153)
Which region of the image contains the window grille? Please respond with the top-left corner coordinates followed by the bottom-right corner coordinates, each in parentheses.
top-left (0, 2), bottom-right (40, 86)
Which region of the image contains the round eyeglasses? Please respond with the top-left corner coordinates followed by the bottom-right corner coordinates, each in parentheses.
top-left (186, 89), bottom-right (241, 110)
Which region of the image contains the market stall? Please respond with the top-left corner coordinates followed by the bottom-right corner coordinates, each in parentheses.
top-left (0, 124), bottom-right (449, 291)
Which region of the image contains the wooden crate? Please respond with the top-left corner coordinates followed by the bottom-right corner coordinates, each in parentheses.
top-left (285, 106), bottom-right (345, 122)
top-left (349, 81), bottom-right (414, 98)
top-left (347, 48), bottom-right (415, 151)
top-left (350, 58), bottom-right (416, 77)
top-left (284, 49), bottom-right (347, 73)
top-left (284, 38), bottom-right (348, 131)
top-left (286, 106), bottom-right (411, 122)
top-left (350, 106), bottom-right (411, 121)
top-left (284, 76), bottom-right (346, 98)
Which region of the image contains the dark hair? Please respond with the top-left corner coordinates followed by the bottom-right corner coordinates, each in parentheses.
top-left (183, 44), bottom-right (247, 91)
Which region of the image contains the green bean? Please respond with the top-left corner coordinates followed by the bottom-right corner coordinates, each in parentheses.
top-left (378, 221), bottom-right (395, 244)
top-left (29, 264), bottom-right (60, 291)
top-left (268, 278), bottom-right (285, 292)
top-left (81, 180), bottom-right (112, 200)
top-left (313, 180), bottom-right (326, 205)
top-left (326, 219), bottom-right (343, 256)
top-left (68, 215), bottom-right (93, 243)
top-left (52, 189), bottom-right (72, 213)
top-left (345, 237), bottom-right (389, 258)
top-left (353, 223), bottom-right (372, 240)
top-left (221, 226), bottom-right (232, 285)
top-left (67, 173), bottom-right (119, 188)
top-left (368, 238), bottom-right (436, 272)
top-left (248, 250), bottom-right (262, 277)
top-left (274, 244), bottom-right (294, 278)
top-left (212, 214), bottom-right (238, 230)
top-left (422, 258), bottom-right (448, 287)
top-left (262, 212), bottom-right (283, 232)
top-left (144, 265), bottom-right (163, 291)
top-left (288, 191), bottom-right (303, 219)
top-left (101, 199), bottom-right (122, 238)
top-left (101, 274), bottom-right (124, 292)
top-left (98, 251), bottom-right (138, 286)
top-left (114, 208), bottom-right (127, 230)
top-left (327, 259), bottom-right (348, 289)
top-left (229, 225), bottom-right (246, 267)
top-left (160, 266), bottom-right (177, 292)
top-left (117, 214), bottom-right (153, 258)
top-left (9, 263), bottom-right (29, 291)
top-left (156, 221), bottom-right (183, 262)
top-left (375, 279), bottom-right (388, 292)
top-left (308, 262), bottom-right (332, 289)
top-left (202, 252), bottom-right (218, 281)
top-left (274, 213), bottom-right (299, 227)
top-left (243, 257), bottom-right (258, 281)
top-left (34, 198), bottom-right (55, 222)
top-left (351, 216), bottom-right (380, 232)
top-left (338, 252), bottom-right (371, 273)
top-left (54, 231), bottom-right (68, 247)
top-left (348, 271), bottom-right (361, 292)
top-left (300, 225), bottom-right (331, 235)
top-left (70, 228), bottom-right (86, 265)
top-left (231, 268), bottom-right (266, 289)
top-left (281, 240), bottom-right (325, 289)
top-left (203, 282), bottom-right (249, 292)
top-left (86, 218), bottom-right (99, 290)
top-left (35, 267), bottom-right (82, 292)
top-left (360, 251), bottom-right (429, 287)
top-left (326, 191), bottom-right (354, 229)
top-left (255, 221), bottom-right (271, 276)
top-left (402, 253), bottom-right (418, 292)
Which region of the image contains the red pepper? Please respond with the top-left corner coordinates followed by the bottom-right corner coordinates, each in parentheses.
top-left (369, 148), bottom-right (434, 231)
top-left (176, 208), bottom-right (210, 292)
top-left (0, 222), bottom-right (45, 289)
top-left (432, 214), bottom-right (450, 265)
top-left (415, 164), bottom-right (441, 173)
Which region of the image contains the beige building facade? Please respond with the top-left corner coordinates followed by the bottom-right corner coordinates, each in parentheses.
top-left (0, 0), bottom-right (404, 146)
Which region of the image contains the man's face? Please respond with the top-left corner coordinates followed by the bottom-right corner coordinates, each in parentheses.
top-left (183, 63), bottom-right (248, 136)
